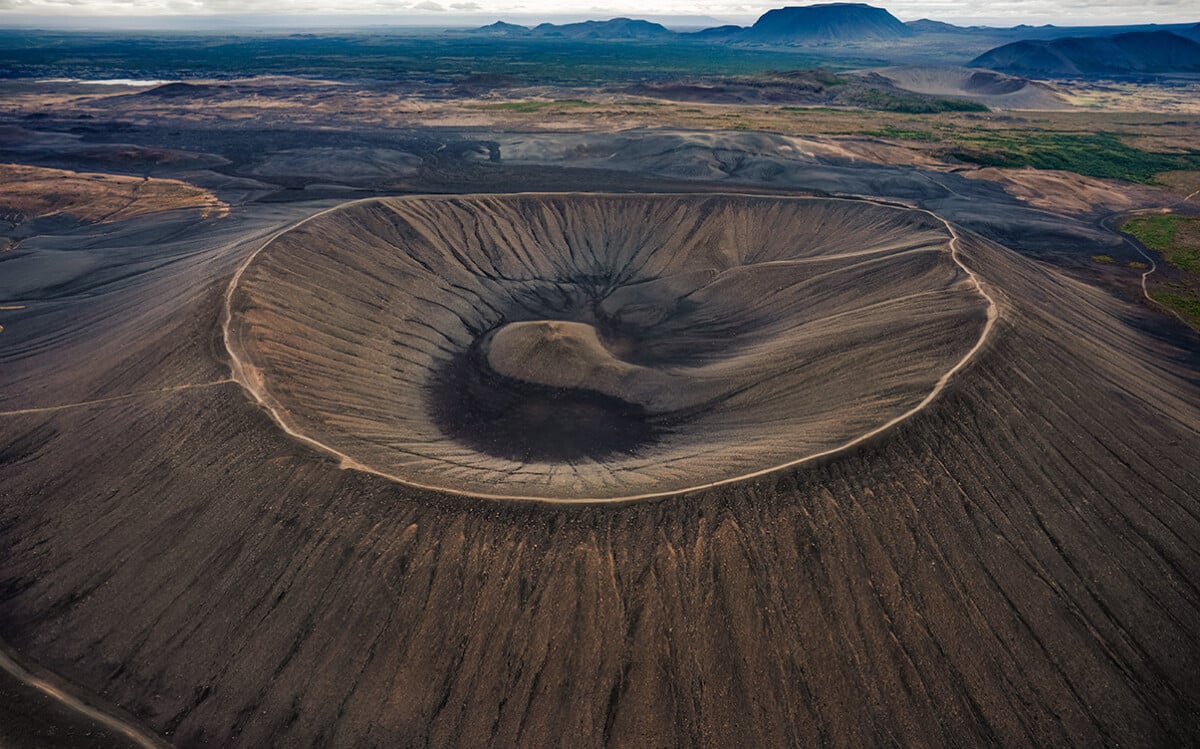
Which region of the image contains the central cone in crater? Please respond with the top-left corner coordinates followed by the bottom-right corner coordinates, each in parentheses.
top-left (227, 193), bottom-right (990, 501)
top-left (485, 320), bottom-right (674, 408)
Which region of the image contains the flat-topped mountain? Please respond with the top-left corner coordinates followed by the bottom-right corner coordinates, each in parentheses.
top-left (741, 3), bottom-right (913, 42)
top-left (971, 30), bottom-right (1200, 75)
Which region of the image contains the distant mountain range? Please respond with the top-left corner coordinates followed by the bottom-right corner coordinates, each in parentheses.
top-left (469, 3), bottom-right (914, 43)
top-left (465, 3), bottom-right (1200, 76)
top-left (904, 19), bottom-right (1200, 40)
top-left (468, 18), bottom-right (673, 40)
top-left (971, 30), bottom-right (1200, 75)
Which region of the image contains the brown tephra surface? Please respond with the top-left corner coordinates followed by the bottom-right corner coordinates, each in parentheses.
top-left (0, 164), bottom-right (226, 225)
top-left (0, 194), bottom-right (1198, 748)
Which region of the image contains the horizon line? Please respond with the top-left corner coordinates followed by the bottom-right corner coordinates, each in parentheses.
top-left (0, 11), bottom-right (1197, 29)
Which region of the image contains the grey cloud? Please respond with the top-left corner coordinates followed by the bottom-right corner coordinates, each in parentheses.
top-left (0, 0), bottom-right (1195, 24)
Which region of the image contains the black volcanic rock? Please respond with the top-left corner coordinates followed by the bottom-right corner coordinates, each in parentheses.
top-left (741, 3), bottom-right (913, 42)
top-left (971, 30), bottom-right (1200, 75)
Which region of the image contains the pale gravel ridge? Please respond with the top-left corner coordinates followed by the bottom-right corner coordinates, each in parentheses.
top-left (0, 644), bottom-right (169, 749)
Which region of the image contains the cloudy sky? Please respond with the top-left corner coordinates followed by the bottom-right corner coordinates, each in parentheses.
top-left (0, 0), bottom-right (1196, 26)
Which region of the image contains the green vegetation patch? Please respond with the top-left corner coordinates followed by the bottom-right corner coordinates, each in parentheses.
top-left (948, 132), bottom-right (1200, 184)
top-left (0, 32), bottom-right (833, 85)
top-left (1151, 292), bottom-right (1200, 329)
top-left (862, 124), bottom-right (937, 141)
top-left (1123, 213), bottom-right (1200, 331)
top-left (779, 106), bottom-right (853, 114)
top-left (1121, 214), bottom-right (1200, 273)
top-left (1092, 254), bottom-right (1116, 264)
top-left (1122, 214), bottom-right (1177, 251)
top-left (481, 99), bottom-right (597, 113)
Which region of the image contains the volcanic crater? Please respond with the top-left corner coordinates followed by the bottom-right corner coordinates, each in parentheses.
top-left (226, 193), bottom-right (992, 501)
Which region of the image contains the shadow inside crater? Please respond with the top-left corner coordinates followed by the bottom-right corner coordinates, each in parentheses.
top-left (426, 342), bottom-right (668, 464)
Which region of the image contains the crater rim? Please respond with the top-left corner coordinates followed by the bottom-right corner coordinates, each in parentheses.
top-left (222, 191), bottom-right (997, 504)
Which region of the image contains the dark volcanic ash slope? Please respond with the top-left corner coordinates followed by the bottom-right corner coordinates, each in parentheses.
top-left (0, 193), bottom-right (1199, 747)
top-left (971, 30), bottom-right (1200, 75)
top-left (867, 66), bottom-right (1070, 109)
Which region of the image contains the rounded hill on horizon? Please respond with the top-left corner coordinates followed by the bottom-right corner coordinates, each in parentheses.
top-left (971, 30), bottom-right (1200, 75)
